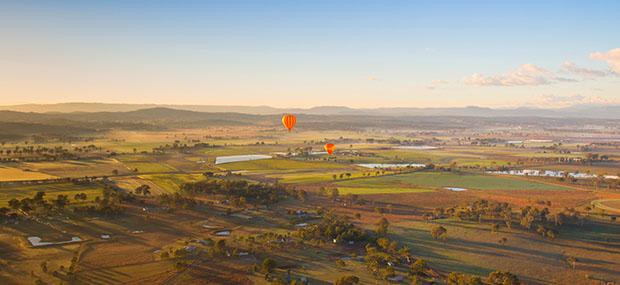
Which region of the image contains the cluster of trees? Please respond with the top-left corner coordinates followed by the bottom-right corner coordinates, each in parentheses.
top-left (364, 237), bottom-right (413, 280)
top-left (6, 192), bottom-right (73, 217)
top-left (441, 199), bottom-right (588, 240)
top-left (152, 141), bottom-right (220, 154)
top-left (2, 185), bottom-right (125, 219)
top-left (157, 192), bottom-right (198, 210)
top-left (75, 187), bottom-right (125, 216)
top-left (181, 179), bottom-right (288, 205)
top-left (444, 271), bottom-right (519, 285)
top-left (0, 144), bottom-right (103, 162)
top-left (295, 212), bottom-right (368, 244)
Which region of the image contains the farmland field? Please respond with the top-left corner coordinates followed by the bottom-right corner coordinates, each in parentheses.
top-left (5, 4), bottom-right (620, 284)
top-left (1, 118), bottom-right (620, 285)
top-left (219, 158), bottom-right (347, 171)
top-left (591, 199), bottom-right (620, 213)
top-left (337, 186), bottom-right (433, 195)
top-left (0, 182), bottom-right (104, 206)
top-left (335, 171), bottom-right (571, 191)
top-left (0, 166), bottom-right (56, 181)
top-left (20, 159), bottom-right (131, 177)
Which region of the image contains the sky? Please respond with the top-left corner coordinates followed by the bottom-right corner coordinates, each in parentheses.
top-left (1, 0), bottom-right (619, 108)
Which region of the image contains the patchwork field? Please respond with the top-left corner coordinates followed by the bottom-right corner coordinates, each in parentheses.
top-left (393, 219), bottom-right (620, 285)
top-left (0, 166), bottom-right (57, 181)
top-left (337, 186), bottom-right (433, 195)
top-left (335, 171), bottom-right (571, 191)
top-left (0, 182), bottom-right (104, 206)
top-left (20, 159), bottom-right (131, 178)
top-left (1, 124), bottom-right (620, 285)
top-left (219, 158), bottom-right (347, 172)
top-left (591, 199), bottom-right (620, 213)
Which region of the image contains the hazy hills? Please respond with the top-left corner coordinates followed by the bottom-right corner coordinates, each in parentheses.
top-left (2, 103), bottom-right (620, 119)
top-left (1, 106), bottom-right (619, 141)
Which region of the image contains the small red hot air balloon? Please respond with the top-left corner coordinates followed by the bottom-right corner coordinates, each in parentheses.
top-left (324, 143), bottom-right (335, 155)
top-left (281, 114), bottom-right (297, 132)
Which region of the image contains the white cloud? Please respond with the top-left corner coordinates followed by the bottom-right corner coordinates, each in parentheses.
top-left (427, 79), bottom-right (448, 90)
top-left (590, 48), bottom-right (620, 74)
top-left (561, 61), bottom-right (609, 78)
top-left (367, 76), bottom-right (379, 81)
top-left (463, 64), bottom-right (576, 86)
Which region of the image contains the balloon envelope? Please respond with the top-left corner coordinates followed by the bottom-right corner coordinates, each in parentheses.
top-left (324, 143), bottom-right (335, 155)
top-left (281, 114), bottom-right (297, 132)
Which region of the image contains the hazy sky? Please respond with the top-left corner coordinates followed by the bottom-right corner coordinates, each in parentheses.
top-left (1, 1), bottom-right (619, 108)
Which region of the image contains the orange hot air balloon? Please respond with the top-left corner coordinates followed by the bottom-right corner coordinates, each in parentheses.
top-left (324, 143), bottom-right (335, 155)
top-left (281, 114), bottom-right (297, 132)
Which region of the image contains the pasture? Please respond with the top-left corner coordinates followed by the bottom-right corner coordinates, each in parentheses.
top-left (337, 186), bottom-right (433, 195)
top-left (0, 166), bottom-right (56, 181)
top-left (336, 171), bottom-right (572, 191)
top-left (20, 159), bottom-right (130, 177)
top-left (393, 219), bottom-right (620, 285)
top-left (219, 158), bottom-right (347, 172)
top-left (1, 125), bottom-right (620, 285)
top-left (0, 182), bottom-right (104, 206)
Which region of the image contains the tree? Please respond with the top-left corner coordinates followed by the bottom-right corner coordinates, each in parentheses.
top-left (297, 190), bottom-right (307, 202)
top-left (498, 237), bottom-right (507, 246)
top-left (487, 271), bottom-right (520, 285)
top-left (53, 195), bottom-right (69, 210)
top-left (8, 198), bottom-right (20, 210)
top-left (334, 275), bottom-right (359, 285)
top-left (376, 217), bottom-right (389, 236)
top-left (261, 258), bottom-right (277, 273)
top-left (566, 256), bottom-right (577, 269)
top-left (329, 188), bottom-right (339, 201)
top-left (431, 225), bottom-right (447, 241)
top-left (135, 185), bottom-right (151, 196)
top-left (410, 259), bottom-right (426, 276)
top-left (491, 223), bottom-right (499, 233)
top-left (447, 273), bottom-right (483, 285)
top-left (40, 261), bottom-right (48, 273)
top-left (74, 193), bottom-right (87, 202)
top-left (203, 171), bottom-right (214, 177)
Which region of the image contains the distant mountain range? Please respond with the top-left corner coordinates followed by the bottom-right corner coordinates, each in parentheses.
top-left (1, 102), bottom-right (620, 119)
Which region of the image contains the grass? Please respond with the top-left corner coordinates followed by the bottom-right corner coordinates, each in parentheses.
top-left (0, 182), bottom-right (104, 206)
top-left (336, 171), bottom-right (571, 191)
top-left (121, 161), bottom-right (178, 173)
top-left (220, 158), bottom-right (346, 171)
top-left (20, 159), bottom-right (130, 177)
top-left (337, 187), bottom-right (433, 195)
top-left (275, 171), bottom-right (372, 184)
top-left (141, 173), bottom-right (205, 193)
top-left (591, 199), bottom-right (620, 213)
top-left (0, 166), bottom-right (57, 181)
top-left (393, 218), bottom-right (620, 284)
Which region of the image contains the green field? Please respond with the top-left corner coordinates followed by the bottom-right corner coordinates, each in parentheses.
top-left (0, 182), bottom-right (104, 206)
top-left (275, 170), bottom-right (373, 184)
top-left (393, 219), bottom-right (620, 284)
top-left (337, 187), bottom-right (433, 195)
top-left (21, 159), bottom-right (130, 177)
top-left (141, 173), bottom-right (205, 193)
top-left (121, 161), bottom-right (178, 173)
top-left (336, 171), bottom-right (570, 191)
top-left (220, 158), bottom-right (347, 171)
